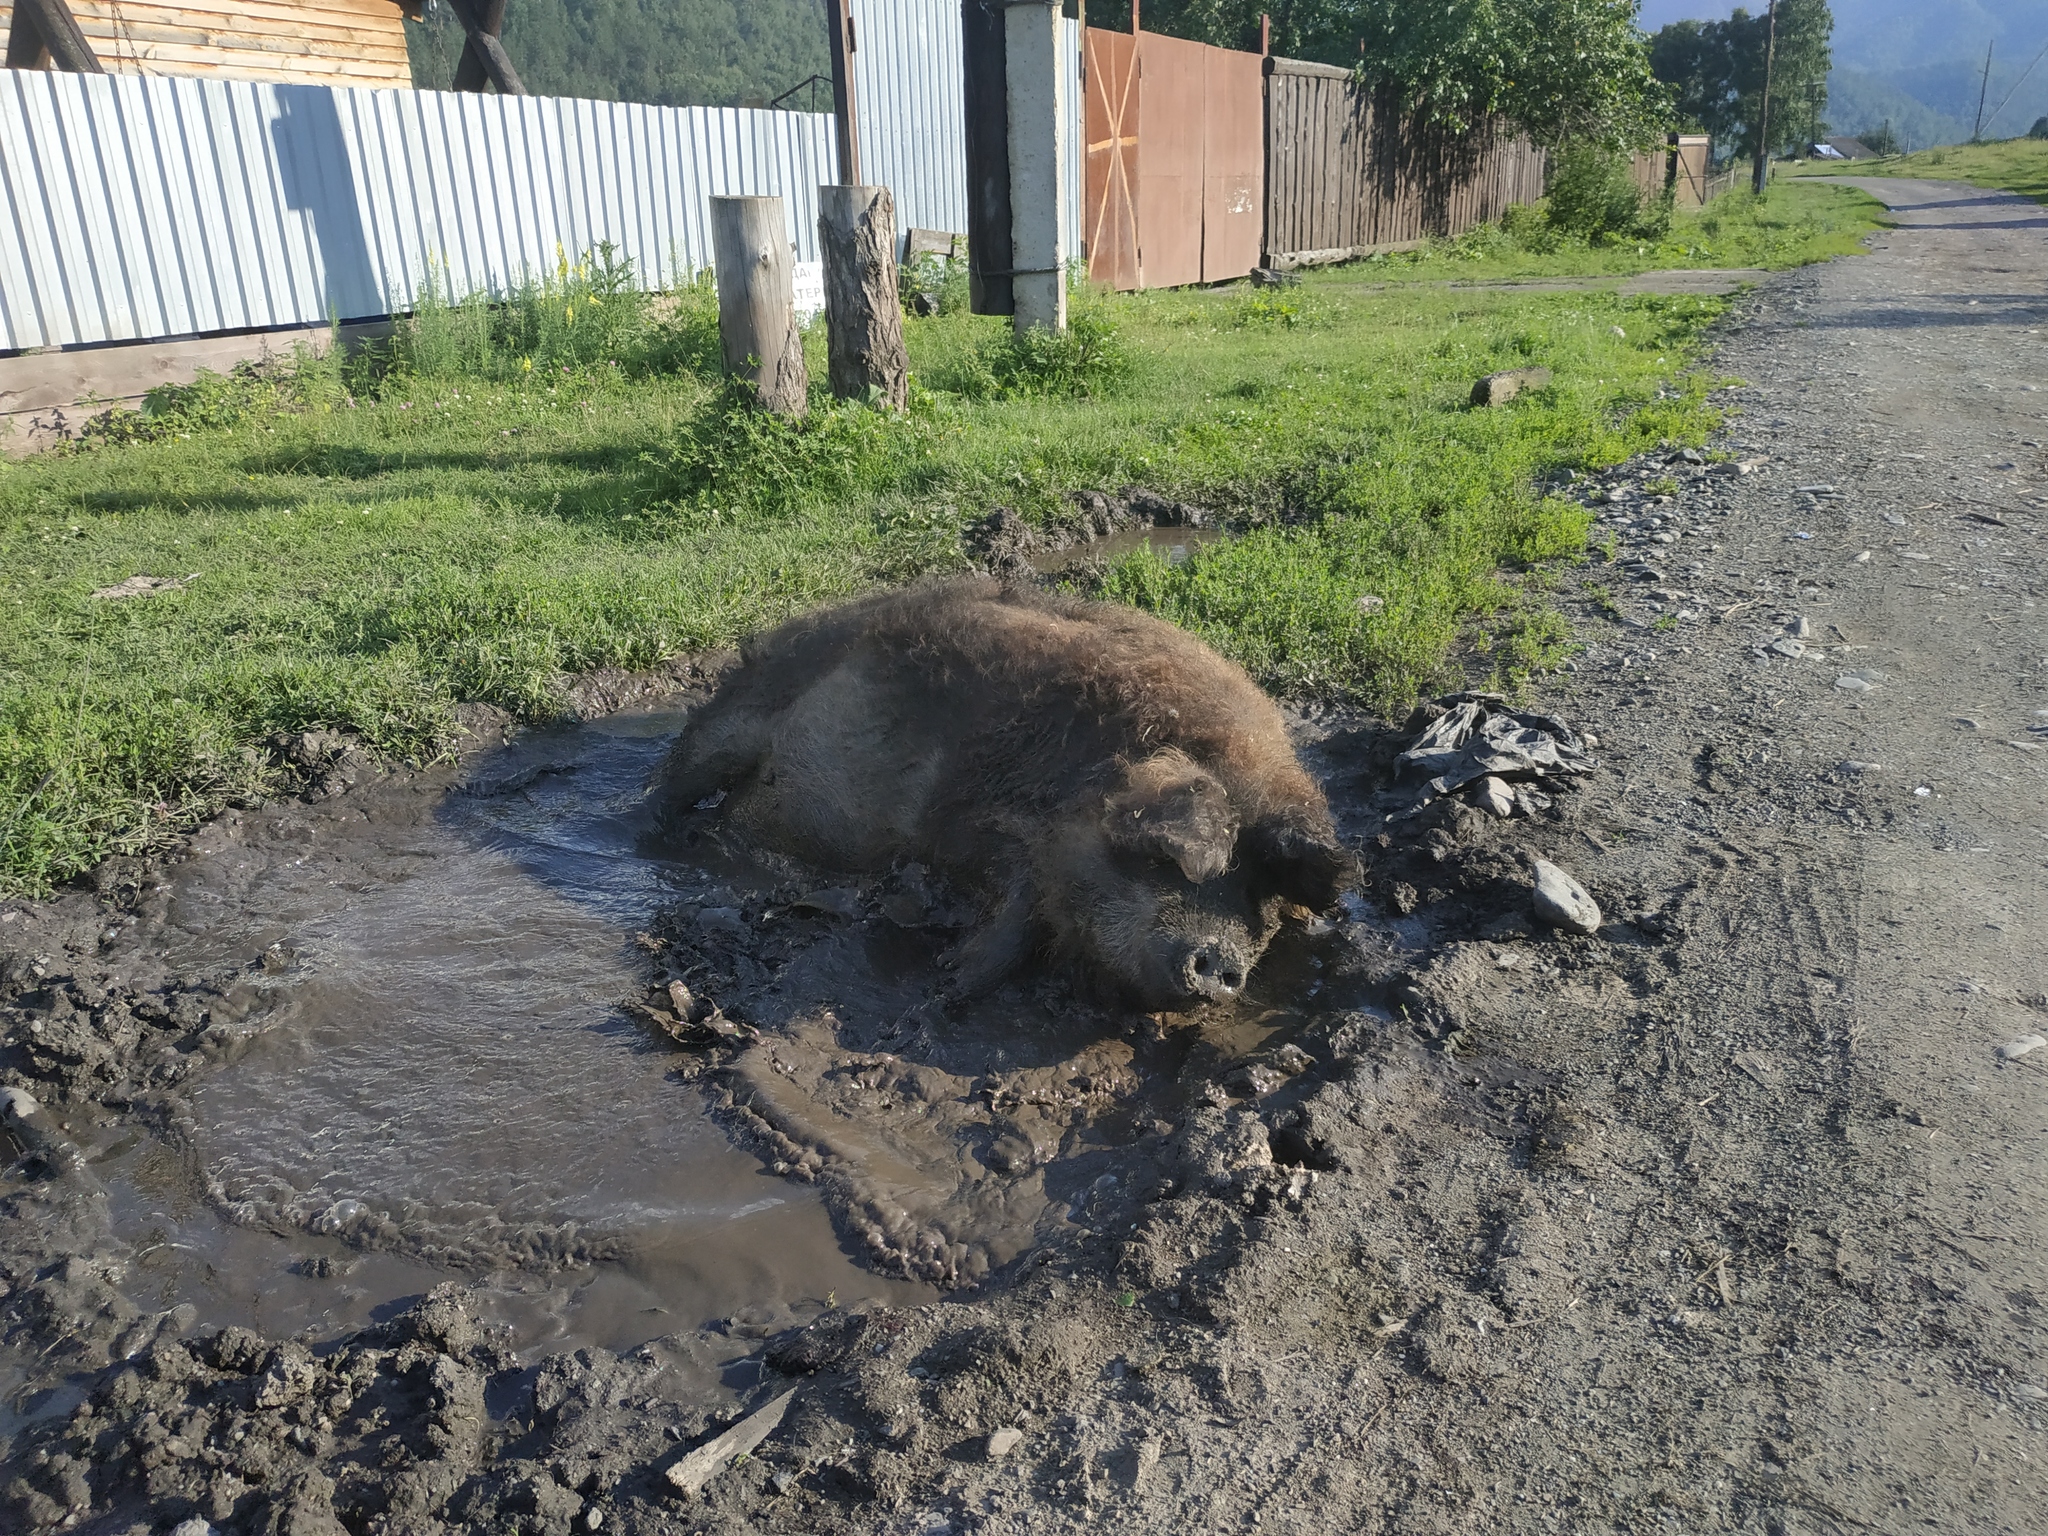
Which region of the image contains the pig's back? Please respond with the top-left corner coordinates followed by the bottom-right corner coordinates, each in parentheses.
top-left (658, 577), bottom-right (1327, 871)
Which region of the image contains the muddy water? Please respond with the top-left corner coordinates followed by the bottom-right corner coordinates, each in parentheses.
top-left (102, 707), bottom-right (930, 1362)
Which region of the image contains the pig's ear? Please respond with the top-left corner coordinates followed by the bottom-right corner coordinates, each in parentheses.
top-left (1243, 819), bottom-right (1359, 910)
top-left (1103, 759), bottom-right (1241, 884)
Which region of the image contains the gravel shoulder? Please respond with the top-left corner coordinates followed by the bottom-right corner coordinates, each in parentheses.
top-left (1, 179), bottom-right (2043, 1536)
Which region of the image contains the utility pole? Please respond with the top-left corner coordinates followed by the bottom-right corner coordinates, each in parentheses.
top-left (826, 0), bottom-right (861, 183)
top-left (1751, 0), bottom-right (1777, 194)
top-left (1971, 41), bottom-right (1994, 142)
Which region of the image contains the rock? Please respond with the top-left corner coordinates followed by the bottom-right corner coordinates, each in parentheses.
top-left (1354, 593), bottom-right (1385, 614)
top-left (1470, 367), bottom-right (1553, 406)
top-left (1997, 1035), bottom-right (2046, 1062)
top-left (985, 1427), bottom-right (1025, 1459)
top-left (170, 1523), bottom-right (219, 1536)
top-left (1768, 637), bottom-right (1806, 659)
top-left (92, 573), bottom-right (191, 601)
top-left (1530, 860), bottom-right (1601, 935)
top-left (1473, 776), bottom-right (1516, 818)
top-left (1835, 675), bottom-right (1877, 693)
top-left (1791, 616), bottom-right (1812, 639)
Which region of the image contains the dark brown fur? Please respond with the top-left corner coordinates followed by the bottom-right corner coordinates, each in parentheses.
top-left (650, 578), bottom-right (1356, 1009)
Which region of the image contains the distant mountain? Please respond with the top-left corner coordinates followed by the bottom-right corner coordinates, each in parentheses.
top-left (1636, 0), bottom-right (2048, 145)
top-left (406, 0), bottom-right (831, 109)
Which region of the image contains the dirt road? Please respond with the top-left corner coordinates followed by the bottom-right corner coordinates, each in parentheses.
top-left (775, 175), bottom-right (2048, 1536)
top-left (2, 180), bottom-right (2043, 1535)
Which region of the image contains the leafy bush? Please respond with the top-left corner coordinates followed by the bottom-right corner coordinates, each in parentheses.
top-left (952, 305), bottom-right (1132, 400)
top-left (901, 251), bottom-right (971, 317)
top-left (2031, 117), bottom-right (2048, 142)
top-left (1545, 144), bottom-right (1671, 242)
top-left (646, 384), bottom-right (931, 525)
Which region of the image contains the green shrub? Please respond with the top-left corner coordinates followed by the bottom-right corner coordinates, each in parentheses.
top-left (1546, 144), bottom-right (1670, 243)
top-left (2031, 117), bottom-right (2048, 141)
top-left (952, 304), bottom-right (1132, 400)
top-left (646, 384), bottom-right (931, 525)
top-left (901, 251), bottom-right (971, 317)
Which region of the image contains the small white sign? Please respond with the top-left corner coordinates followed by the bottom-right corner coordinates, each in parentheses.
top-left (792, 259), bottom-right (825, 322)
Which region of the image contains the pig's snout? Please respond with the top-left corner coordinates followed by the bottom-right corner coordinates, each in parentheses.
top-left (1181, 938), bottom-right (1248, 1002)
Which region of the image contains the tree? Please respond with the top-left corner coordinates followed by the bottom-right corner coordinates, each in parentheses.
top-left (1349, 0), bottom-right (1671, 148)
top-left (1646, 1), bottom-right (1833, 162)
top-left (405, 0), bottom-right (830, 108)
top-left (1142, 0), bottom-right (1671, 150)
top-left (1137, 0), bottom-right (1357, 64)
top-left (1860, 118), bottom-right (1901, 155)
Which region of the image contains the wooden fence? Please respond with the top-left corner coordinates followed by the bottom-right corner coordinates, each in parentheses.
top-left (1631, 135), bottom-right (1722, 211)
top-left (1263, 57), bottom-right (1547, 267)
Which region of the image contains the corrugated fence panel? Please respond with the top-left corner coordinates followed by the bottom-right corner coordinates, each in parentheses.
top-left (2, 0), bottom-right (1076, 351)
top-left (0, 65), bottom-right (838, 350)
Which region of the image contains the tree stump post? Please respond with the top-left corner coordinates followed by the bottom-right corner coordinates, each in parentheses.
top-left (709, 196), bottom-right (808, 416)
top-left (818, 184), bottom-right (909, 409)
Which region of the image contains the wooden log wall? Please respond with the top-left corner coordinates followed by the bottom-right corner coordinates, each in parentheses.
top-left (1263, 57), bottom-right (1548, 265)
top-left (0, 0), bottom-right (415, 88)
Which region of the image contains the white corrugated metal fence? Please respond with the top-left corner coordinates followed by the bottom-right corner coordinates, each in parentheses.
top-left (0, 0), bottom-right (1084, 352)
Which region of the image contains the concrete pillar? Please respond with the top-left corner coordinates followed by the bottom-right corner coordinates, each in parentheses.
top-left (1002, 0), bottom-right (1069, 334)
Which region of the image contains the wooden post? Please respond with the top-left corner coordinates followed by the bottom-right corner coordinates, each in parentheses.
top-left (826, 0), bottom-right (861, 184)
top-left (819, 184), bottom-right (909, 408)
top-left (1751, 0), bottom-right (1776, 194)
top-left (5, 0), bottom-right (104, 73)
top-left (710, 196), bottom-right (808, 417)
top-left (447, 0), bottom-right (526, 96)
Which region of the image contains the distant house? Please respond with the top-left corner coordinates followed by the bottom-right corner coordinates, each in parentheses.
top-left (1, 0), bottom-right (420, 87)
top-left (1823, 136), bottom-right (1879, 160)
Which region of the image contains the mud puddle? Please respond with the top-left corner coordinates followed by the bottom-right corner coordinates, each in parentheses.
top-left (89, 705), bottom-right (931, 1370)
top-left (641, 804), bottom-right (1376, 1288)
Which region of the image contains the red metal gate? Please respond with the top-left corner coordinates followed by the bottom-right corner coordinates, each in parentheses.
top-left (1083, 25), bottom-right (1263, 290)
top-left (1083, 27), bottom-right (1141, 292)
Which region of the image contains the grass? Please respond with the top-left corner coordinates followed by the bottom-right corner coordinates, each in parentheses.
top-left (1781, 135), bottom-right (2048, 206)
top-left (1318, 178), bottom-right (1882, 283)
top-left (0, 179), bottom-right (1887, 895)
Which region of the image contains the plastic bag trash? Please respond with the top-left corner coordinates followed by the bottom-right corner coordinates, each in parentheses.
top-left (1397, 693), bottom-right (1596, 798)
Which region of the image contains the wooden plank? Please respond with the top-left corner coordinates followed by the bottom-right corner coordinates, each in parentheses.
top-left (69, 0), bottom-right (408, 32)
top-left (72, 23), bottom-right (409, 57)
top-left (72, 48), bottom-right (413, 82)
top-left (6, 0), bottom-right (417, 86)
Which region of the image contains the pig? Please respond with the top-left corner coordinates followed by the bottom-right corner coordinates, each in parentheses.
top-left (650, 577), bottom-right (1357, 1011)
